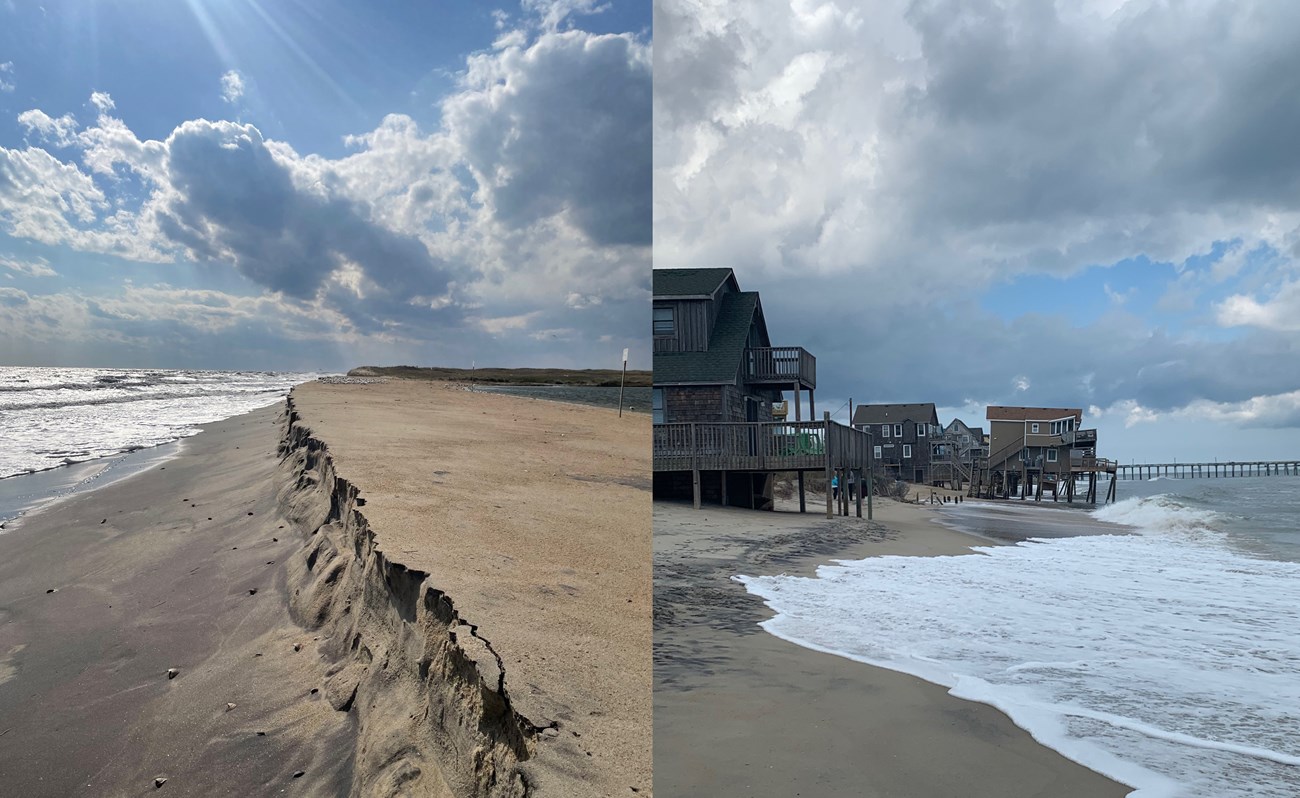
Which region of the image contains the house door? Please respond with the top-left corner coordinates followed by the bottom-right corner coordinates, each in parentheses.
top-left (745, 398), bottom-right (760, 456)
top-left (915, 468), bottom-right (924, 484)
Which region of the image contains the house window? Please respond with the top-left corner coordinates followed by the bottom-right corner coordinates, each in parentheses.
top-left (874, 445), bottom-right (882, 460)
top-left (918, 424), bottom-right (926, 437)
top-left (1021, 447), bottom-right (1029, 461)
top-left (882, 424), bottom-right (891, 438)
top-left (652, 388), bottom-right (664, 423)
top-left (1050, 421), bottom-right (1060, 435)
top-left (894, 423), bottom-right (903, 437)
top-left (903, 444), bottom-right (912, 459)
top-left (1047, 449), bottom-right (1058, 462)
top-left (1067, 418), bottom-right (1075, 432)
top-left (1031, 423), bottom-right (1040, 434)
top-left (653, 306), bottom-right (675, 336)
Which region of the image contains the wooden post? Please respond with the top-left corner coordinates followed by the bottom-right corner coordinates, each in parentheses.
top-left (798, 470), bottom-right (806, 513)
top-left (690, 423), bottom-right (701, 510)
top-left (855, 468), bottom-right (863, 518)
top-left (617, 349), bottom-right (628, 417)
top-left (824, 412), bottom-right (833, 520)
top-left (867, 441), bottom-right (874, 520)
top-left (841, 468), bottom-right (849, 516)
top-left (793, 383), bottom-right (801, 422)
top-left (720, 469), bottom-right (728, 507)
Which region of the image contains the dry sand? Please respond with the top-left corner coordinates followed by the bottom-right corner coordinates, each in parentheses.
top-left (287, 379), bottom-right (651, 796)
top-left (653, 495), bottom-right (1133, 798)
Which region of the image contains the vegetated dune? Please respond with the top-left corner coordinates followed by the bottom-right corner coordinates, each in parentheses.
top-left (347, 365), bottom-right (652, 387)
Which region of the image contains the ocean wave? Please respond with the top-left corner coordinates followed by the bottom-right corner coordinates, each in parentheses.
top-left (737, 532), bottom-right (1300, 798)
top-left (0, 368), bottom-right (316, 478)
top-left (1092, 494), bottom-right (1225, 543)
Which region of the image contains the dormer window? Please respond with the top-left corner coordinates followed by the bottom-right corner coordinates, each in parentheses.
top-left (653, 306), bottom-right (675, 336)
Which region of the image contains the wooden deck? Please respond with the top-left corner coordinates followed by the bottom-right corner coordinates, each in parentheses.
top-left (743, 347), bottom-right (816, 390)
top-left (653, 419), bottom-right (869, 473)
top-left (654, 418), bottom-right (876, 516)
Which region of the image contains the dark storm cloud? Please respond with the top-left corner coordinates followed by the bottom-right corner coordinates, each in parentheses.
top-left (756, 273), bottom-right (1300, 415)
top-left (447, 30), bottom-right (651, 247)
top-left (156, 120), bottom-right (454, 308)
top-left (892, 0), bottom-right (1300, 231)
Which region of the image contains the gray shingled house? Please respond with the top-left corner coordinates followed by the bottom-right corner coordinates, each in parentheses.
top-left (850, 403), bottom-right (942, 484)
top-left (652, 267), bottom-right (824, 509)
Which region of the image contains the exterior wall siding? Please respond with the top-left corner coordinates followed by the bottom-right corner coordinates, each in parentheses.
top-left (663, 385), bottom-right (727, 423)
top-left (653, 299), bottom-right (712, 354)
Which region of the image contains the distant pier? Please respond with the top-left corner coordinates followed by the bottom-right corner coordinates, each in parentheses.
top-left (1115, 461), bottom-right (1300, 480)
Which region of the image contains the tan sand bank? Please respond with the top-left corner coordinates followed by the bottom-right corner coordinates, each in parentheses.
top-left (653, 497), bottom-right (1132, 797)
top-left (283, 379), bottom-right (651, 797)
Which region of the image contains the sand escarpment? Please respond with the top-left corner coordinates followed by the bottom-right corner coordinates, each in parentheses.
top-left (276, 397), bottom-right (543, 798)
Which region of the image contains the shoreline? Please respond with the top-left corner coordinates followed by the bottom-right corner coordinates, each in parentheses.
top-left (0, 440), bottom-right (184, 528)
top-left (0, 379), bottom-right (650, 796)
top-left (653, 496), bottom-right (1133, 797)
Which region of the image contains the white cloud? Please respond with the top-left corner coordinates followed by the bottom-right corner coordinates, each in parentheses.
top-left (0, 7), bottom-right (650, 369)
top-left (0, 255), bottom-right (57, 278)
top-left (1216, 281), bottom-right (1300, 332)
top-left (0, 62), bottom-right (14, 93)
top-left (17, 110), bottom-right (80, 147)
top-left (655, 0), bottom-right (1300, 297)
top-left (220, 70), bottom-right (245, 104)
top-left (89, 92), bottom-right (115, 113)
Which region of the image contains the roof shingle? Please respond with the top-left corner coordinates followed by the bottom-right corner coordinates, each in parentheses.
top-left (652, 268), bottom-right (735, 298)
top-left (653, 292), bottom-right (758, 385)
top-left (851, 403), bottom-right (939, 426)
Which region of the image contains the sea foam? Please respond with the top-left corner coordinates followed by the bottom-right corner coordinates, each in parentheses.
top-left (735, 495), bottom-right (1300, 797)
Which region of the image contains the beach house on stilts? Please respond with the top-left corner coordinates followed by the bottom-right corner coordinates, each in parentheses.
top-left (971, 406), bottom-right (1118, 502)
top-left (652, 268), bottom-right (872, 515)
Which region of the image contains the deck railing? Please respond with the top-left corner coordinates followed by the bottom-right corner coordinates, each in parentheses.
top-left (1063, 428), bottom-right (1097, 445)
top-left (744, 347), bottom-right (816, 389)
top-left (653, 419), bottom-right (869, 473)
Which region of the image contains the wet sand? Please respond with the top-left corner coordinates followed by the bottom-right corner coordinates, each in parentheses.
top-left (653, 496), bottom-right (1132, 797)
top-left (0, 405), bottom-right (355, 796)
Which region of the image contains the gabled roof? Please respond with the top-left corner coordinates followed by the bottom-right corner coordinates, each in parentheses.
top-left (987, 406), bottom-right (1083, 422)
top-left (852, 403), bottom-right (939, 426)
top-left (653, 292), bottom-right (759, 385)
top-left (652, 268), bottom-right (737, 299)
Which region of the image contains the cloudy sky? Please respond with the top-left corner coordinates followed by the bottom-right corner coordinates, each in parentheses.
top-left (654, 0), bottom-right (1300, 462)
top-left (0, 0), bottom-right (649, 373)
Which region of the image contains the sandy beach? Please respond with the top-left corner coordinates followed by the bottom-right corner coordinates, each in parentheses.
top-left (653, 495), bottom-right (1132, 797)
top-left (0, 378), bottom-right (650, 797)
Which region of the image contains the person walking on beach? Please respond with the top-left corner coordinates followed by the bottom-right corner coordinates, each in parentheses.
top-left (831, 474), bottom-right (839, 501)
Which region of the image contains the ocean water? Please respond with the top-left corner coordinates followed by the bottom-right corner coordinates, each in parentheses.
top-left (0, 365), bottom-right (315, 480)
top-left (736, 476), bottom-right (1300, 797)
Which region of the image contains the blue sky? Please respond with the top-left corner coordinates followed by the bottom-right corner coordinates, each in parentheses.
top-left (654, 0), bottom-right (1300, 462)
top-left (0, 0), bottom-right (651, 372)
